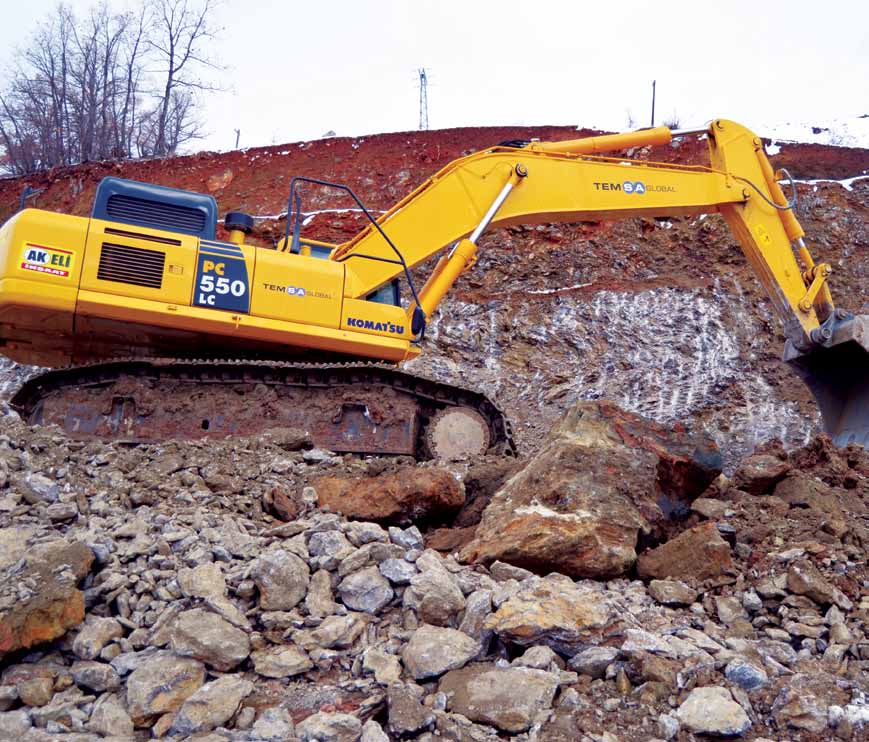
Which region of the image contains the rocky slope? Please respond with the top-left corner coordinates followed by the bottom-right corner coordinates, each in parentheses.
top-left (0, 396), bottom-right (866, 741)
top-left (0, 126), bottom-right (867, 464)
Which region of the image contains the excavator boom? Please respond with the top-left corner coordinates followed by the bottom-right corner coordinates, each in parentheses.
top-left (0, 118), bottom-right (865, 453)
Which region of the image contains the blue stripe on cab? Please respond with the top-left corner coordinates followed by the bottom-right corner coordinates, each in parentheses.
top-left (199, 246), bottom-right (243, 256)
top-left (200, 240), bottom-right (243, 255)
top-left (201, 252), bottom-right (245, 262)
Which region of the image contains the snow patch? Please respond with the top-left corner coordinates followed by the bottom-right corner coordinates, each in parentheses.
top-left (526, 282), bottom-right (593, 295)
top-left (783, 175), bottom-right (869, 192)
top-left (760, 115), bottom-right (869, 149)
top-left (249, 207), bottom-right (388, 221)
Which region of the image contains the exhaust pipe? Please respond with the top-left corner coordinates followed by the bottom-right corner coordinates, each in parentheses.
top-left (785, 315), bottom-right (869, 447)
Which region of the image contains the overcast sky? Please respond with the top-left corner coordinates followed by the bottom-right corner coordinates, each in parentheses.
top-left (2, 0), bottom-right (867, 152)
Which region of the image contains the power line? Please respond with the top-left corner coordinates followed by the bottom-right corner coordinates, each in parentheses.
top-left (418, 68), bottom-right (429, 131)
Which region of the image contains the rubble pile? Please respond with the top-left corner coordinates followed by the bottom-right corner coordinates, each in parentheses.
top-left (0, 398), bottom-right (865, 741)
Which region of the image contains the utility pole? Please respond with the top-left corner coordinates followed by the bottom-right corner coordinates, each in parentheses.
top-left (650, 80), bottom-right (656, 127)
top-left (234, 129), bottom-right (241, 149)
top-left (418, 68), bottom-right (429, 131)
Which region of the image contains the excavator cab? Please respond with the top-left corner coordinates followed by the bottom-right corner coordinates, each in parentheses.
top-left (786, 315), bottom-right (869, 447)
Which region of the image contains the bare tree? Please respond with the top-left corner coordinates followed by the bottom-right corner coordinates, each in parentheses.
top-left (114, 4), bottom-right (150, 158)
top-left (68, 3), bottom-right (129, 162)
top-left (0, 5), bottom-right (77, 172)
top-left (0, 0), bottom-right (221, 174)
top-left (663, 110), bottom-right (682, 129)
top-left (148, 0), bottom-right (219, 157)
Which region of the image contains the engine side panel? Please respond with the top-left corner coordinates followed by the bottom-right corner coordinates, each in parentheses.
top-left (0, 209), bottom-right (88, 364)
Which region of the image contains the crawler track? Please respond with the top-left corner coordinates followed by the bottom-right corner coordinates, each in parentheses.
top-left (10, 359), bottom-right (517, 458)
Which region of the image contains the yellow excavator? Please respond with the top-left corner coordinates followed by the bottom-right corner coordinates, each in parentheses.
top-left (0, 119), bottom-right (866, 457)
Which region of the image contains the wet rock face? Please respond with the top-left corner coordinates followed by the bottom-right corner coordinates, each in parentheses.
top-left (460, 400), bottom-right (721, 578)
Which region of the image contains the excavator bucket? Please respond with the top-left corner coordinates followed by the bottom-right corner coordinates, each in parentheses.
top-left (786, 315), bottom-right (869, 447)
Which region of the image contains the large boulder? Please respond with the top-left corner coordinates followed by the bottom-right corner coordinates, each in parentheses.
top-left (676, 686), bottom-right (751, 736)
top-left (460, 401), bottom-right (721, 578)
top-left (315, 467), bottom-right (465, 525)
top-left (0, 538), bottom-right (94, 658)
top-left (72, 616), bottom-right (124, 660)
top-left (401, 625), bottom-right (479, 680)
top-left (484, 576), bottom-right (611, 654)
top-left (170, 676), bottom-right (254, 736)
top-left (786, 561), bottom-right (852, 610)
top-left (637, 522), bottom-right (735, 583)
top-left (126, 651), bottom-right (206, 725)
top-left (252, 547), bottom-right (310, 611)
top-left (439, 664), bottom-right (559, 733)
top-left (168, 608), bottom-right (251, 671)
top-left (402, 564), bottom-right (466, 627)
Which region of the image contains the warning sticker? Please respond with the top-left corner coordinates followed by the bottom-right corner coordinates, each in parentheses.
top-left (20, 244), bottom-right (74, 278)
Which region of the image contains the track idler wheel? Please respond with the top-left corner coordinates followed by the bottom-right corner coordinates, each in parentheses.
top-left (424, 406), bottom-right (492, 460)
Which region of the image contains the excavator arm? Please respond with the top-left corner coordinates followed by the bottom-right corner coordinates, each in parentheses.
top-left (335, 120), bottom-right (820, 347)
top-left (332, 119), bottom-right (867, 445)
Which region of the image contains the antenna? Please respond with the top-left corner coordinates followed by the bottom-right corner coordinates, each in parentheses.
top-left (418, 68), bottom-right (429, 130)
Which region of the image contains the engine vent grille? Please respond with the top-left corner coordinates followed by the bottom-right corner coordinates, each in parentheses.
top-left (106, 194), bottom-right (207, 236)
top-left (97, 243), bottom-right (165, 289)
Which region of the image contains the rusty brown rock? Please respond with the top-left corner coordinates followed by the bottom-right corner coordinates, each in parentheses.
top-left (773, 472), bottom-right (843, 515)
top-left (460, 401), bottom-right (721, 579)
top-left (425, 526), bottom-right (477, 553)
top-left (268, 486), bottom-right (300, 522)
top-left (732, 453), bottom-right (791, 495)
top-left (315, 467), bottom-right (465, 525)
top-left (0, 540), bottom-right (94, 658)
top-left (637, 522), bottom-right (735, 582)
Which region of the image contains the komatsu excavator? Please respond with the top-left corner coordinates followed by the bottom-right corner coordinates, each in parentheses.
top-left (0, 119), bottom-right (866, 457)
